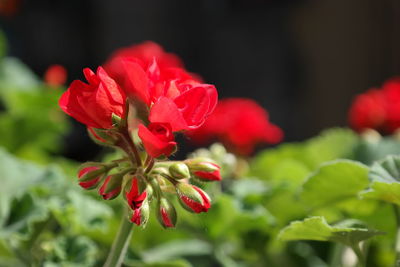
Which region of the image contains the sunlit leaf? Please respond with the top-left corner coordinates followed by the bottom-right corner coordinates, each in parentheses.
top-left (362, 155), bottom-right (400, 205)
top-left (279, 216), bottom-right (383, 246)
top-left (301, 160), bottom-right (369, 208)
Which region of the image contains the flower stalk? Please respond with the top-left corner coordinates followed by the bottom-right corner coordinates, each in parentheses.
top-left (393, 205), bottom-right (400, 266)
top-left (103, 209), bottom-right (134, 267)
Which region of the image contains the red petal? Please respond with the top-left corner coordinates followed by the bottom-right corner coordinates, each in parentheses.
top-left (138, 123), bottom-right (176, 158)
top-left (122, 59), bottom-right (150, 105)
top-left (149, 97), bottom-right (188, 131)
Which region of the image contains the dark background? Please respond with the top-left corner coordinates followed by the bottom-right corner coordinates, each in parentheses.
top-left (2, 0), bottom-right (400, 160)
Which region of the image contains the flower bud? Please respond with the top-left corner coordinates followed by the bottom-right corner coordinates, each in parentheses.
top-left (185, 158), bottom-right (219, 172)
top-left (125, 177), bottom-right (147, 210)
top-left (185, 159), bottom-right (221, 181)
top-left (88, 127), bottom-right (118, 146)
top-left (77, 164), bottom-right (107, 189)
top-left (169, 162), bottom-right (190, 180)
top-left (157, 198), bottom-right (177, 228)
top-left (99, 173), bottom-right (124, 200)
top-left (176, 183), bottom-right (211, 213)
top-left (130, 199), bottom-right (150, 226)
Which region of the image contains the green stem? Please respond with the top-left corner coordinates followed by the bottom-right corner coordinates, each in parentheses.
top-left (145, 157), bottom-right (155, 173)
top-left (393, 205), bottom-right (400, 267)
top-left (328, 243), bottom-right (344, 267)
top-left (118, 129), bottom-right (142, 167)
top-left (103, 210), bottom-right (134, 267)
top-left (351, 244), bottom-right (365, 267)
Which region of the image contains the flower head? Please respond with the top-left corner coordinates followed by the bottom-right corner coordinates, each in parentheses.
top-left (62, 42), bottom-right (220, 228)
top-left (348, 77), bottom-right (400, 134)
top-left (44, 64), bottom-right (67, 87)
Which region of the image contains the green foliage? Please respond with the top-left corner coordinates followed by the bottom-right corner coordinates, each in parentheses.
top-left (0, 38), bottom-right (396, 266)
top-left (0, 148), bottom-right (113, 266)
top-left (301, 160), bottom-right (369, 208)
top-left (362, 155), bottom-right (400, 205)
top-left (354, 138), bottom-right (400, 165)
top-left (0, 56), bottom-right (69, 163)
top-left (279, 216), bottom-right (383, 247)
top-left (249, 128), bottom-right (358, 180)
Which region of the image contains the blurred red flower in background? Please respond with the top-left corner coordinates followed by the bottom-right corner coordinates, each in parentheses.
top-left (0, 0), bottom-right (20, 17)
top-left (44, 64), bottom-right (67, 87)
top-left (349, 77), bottom-right (400, 134)
top-left (187, 98), bottom-right (283, 155)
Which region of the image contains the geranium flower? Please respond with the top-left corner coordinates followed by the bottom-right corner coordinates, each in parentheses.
top-left (348, 77), bottom-right (400, 134)
top-left (187, 98), bottom-right (283, 155)
top-left (59, 42), bottom-right (221, 233)
top-left (44, 64), bottom-right (67, 87)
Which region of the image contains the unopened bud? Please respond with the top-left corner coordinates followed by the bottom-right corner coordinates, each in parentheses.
top-left (169, 162), bottom-right (190, 180)
top-left (130, 199), bottom-right (150, 226)
top-left (185, 159), bottom-right (221, 181)
top-left (176, 183), bottom-right (211, 213)
top-left (157, 198), bottom-right (177, 228)
top-left (125, 177), bottom-right (147, 210)
top-left (150, 166), bottom-right (170, 176)
top-left (88, 127), bottom-right (118, 146)
top-left (99, 173), bottom-right (124, 200)
top-left (185, 158), bottom-right (220, 172)
top-left (77, 163), bottom-right (107, 189)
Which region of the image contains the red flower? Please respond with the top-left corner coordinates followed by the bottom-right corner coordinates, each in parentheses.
top-left (104, 41), bottom-right (184, 86)
top-left (348, 77), bottom-right (400, 134)
top-left (187, 98), bottom-right (283, 155)
top-left (348, 89), bottom-right (386, 133)
top-left (121, 59), bottom-right (195, 106)
top-left (59, 67), bottom-right (126, 129)
top-left (176, 184), bottom-right (211, 213)
top-left (104, 42), bottom-right (217, 133)
top-left (382, 78), bottom-right (400, 133)
top-left (138, 123), bottom-right (177, 158)
top-left (149, 83), bottom-right (217, 131)
top-left (44, 64), bottom-right (67, 87)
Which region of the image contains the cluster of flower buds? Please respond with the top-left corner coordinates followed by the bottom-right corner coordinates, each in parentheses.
top-left (76, 155), bottom-right (221, 227)
top-left (59, 42), bottom-right (221, 228)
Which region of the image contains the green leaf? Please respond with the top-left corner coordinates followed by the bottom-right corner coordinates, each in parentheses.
top-left (362, 155), bottom-right (400, 205)
top-left (302, 128), bottom-right (358, 169)
top-left (42, 235), bottom-right (98, 267)
top-left (354, 137), bottom-right (400, 165)
top-left (301, 160), bottom-right (369, 208)
top-left (248, 128), bottom-right (357, 184)
top-left (0, 57), bottom-right (39, 91)
top-left (125, 259), bottom-right (192, 267)
top-left (0, 149), bottom-right (65, 227)
top-left (50, 190), bottom-right (114, 233)
top-left (1, 193), bottom-right (48, 239)
top-left (279, 216), bottom-right (383, 246)
top-left (141, 240), bottom-right (212, 263)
